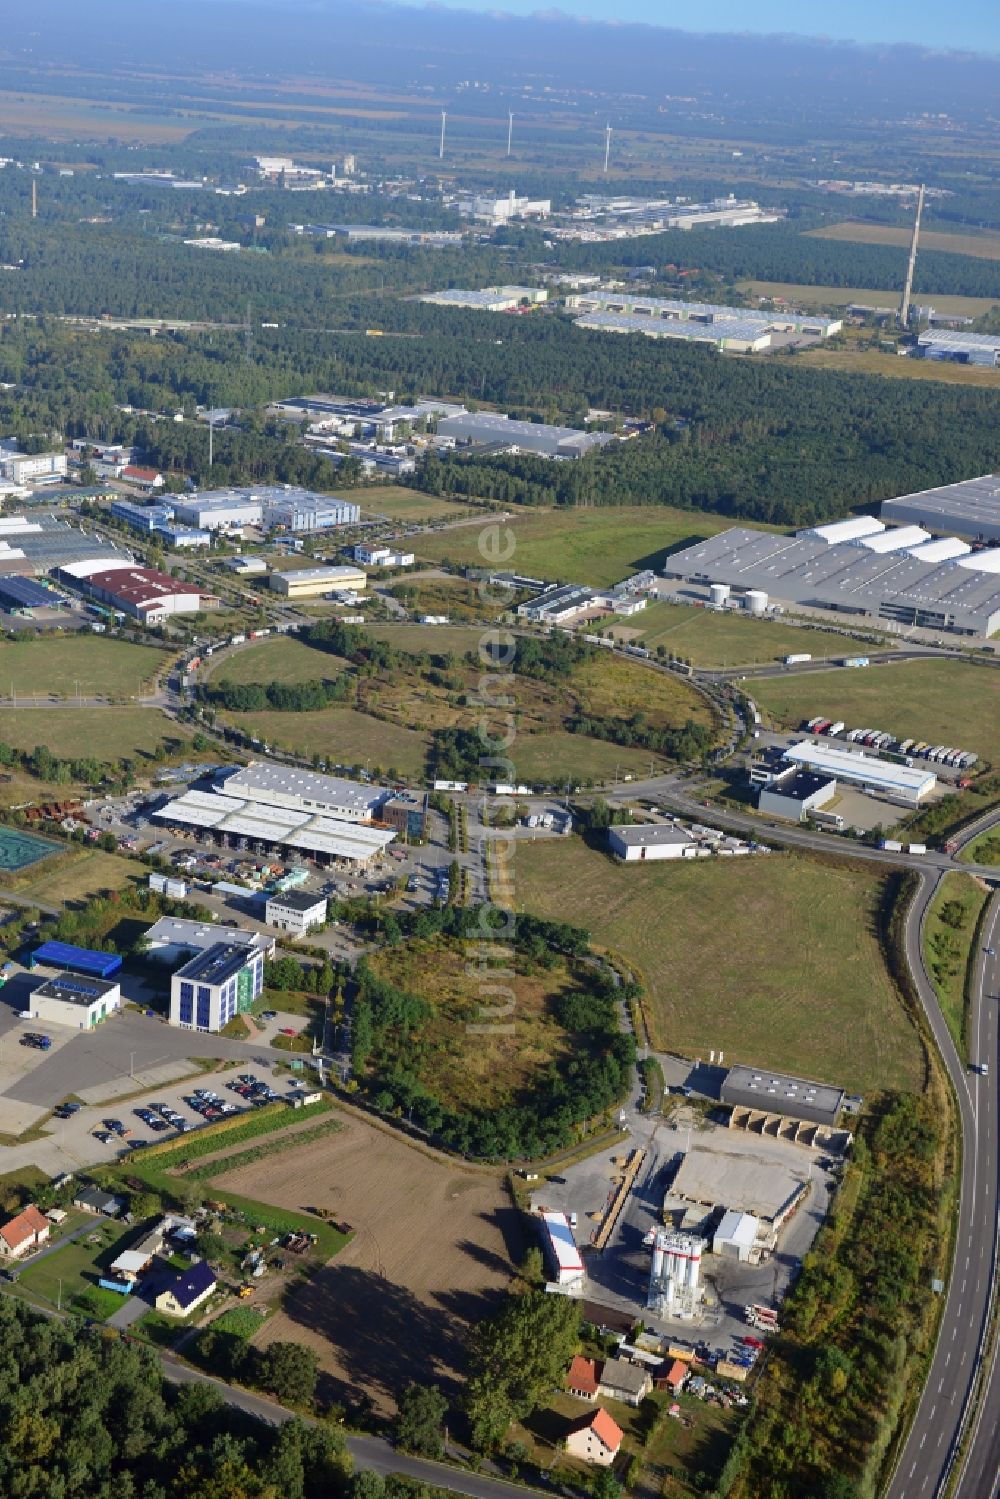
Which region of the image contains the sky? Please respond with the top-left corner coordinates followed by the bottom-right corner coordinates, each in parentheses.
top-left (402, 0), bottom-right (1000, 53)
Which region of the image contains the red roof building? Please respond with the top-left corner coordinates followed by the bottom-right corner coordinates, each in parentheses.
top-left (0, 1204), bottom-right (51, 1259)
top-left (122, 466), bottom-right (164, 490)
top-left (655, 1359), bottom-right (689, 1394)
top-left (566, 1355), bottom-right (602, 1400)
top-left (84, 566), bottom-right (201, 623)
top-left (564, 1407), bottom-right (624, 1467)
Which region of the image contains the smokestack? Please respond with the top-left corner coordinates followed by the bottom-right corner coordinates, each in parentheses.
top-left (603, 124), bottom-right (612, 174)
top-left (507, 111), bottom-right (513, 158)
top-left (439, 111), bottom-right (447, 161)
top-left (31, 179), bottom-right (37, 219)
top-left (899, 183), bottom-right (925, 328)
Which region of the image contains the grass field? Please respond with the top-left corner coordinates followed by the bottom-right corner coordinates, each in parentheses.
top-left (10, 848), bottom-right (141, 905)
top-left (412, 505), bottom-right (753, 587)
top-left (212, 626), bottom-right (714, 781)
top-left (17, 1219), bottom-right (136, 1312)
top-left (793, 346), bottom-right (1000, 386)
top-left (622, 601), bottom-right (879, 667)
top-left (750, 660), bottom-right (1000, 765)
top-left (366, 623), bottom-right (494, 655)
top-left (959, 829), bottom-right (1000, 866)
top-left (203, 636), bottom-right (346, 688)
top-left (0, 637), bottom-right (167, 699)
top-left (923, 874), bottom-right (990, 1057)
top-left (808, 220), bottom-right (1000, 262)
top-left (735, 280), bottom-right (1000, 317)
top-left (516, 841), bottom-right (924, 1094)
top-left (0, 707), bottom-right (191, 764)
top-left (356, 486), bottom-right (479, 524)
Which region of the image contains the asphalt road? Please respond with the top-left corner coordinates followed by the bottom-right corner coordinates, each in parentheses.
top-left (885, 843), bottom-right (1000, 1497)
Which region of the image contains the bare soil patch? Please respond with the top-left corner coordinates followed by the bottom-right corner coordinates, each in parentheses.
top-left (213, 1111), bottom-right (517, 1410)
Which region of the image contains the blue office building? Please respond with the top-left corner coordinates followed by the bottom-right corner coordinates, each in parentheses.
top-left (169, 941), bottom-right (264, 1032)
top-left (111, 500), bottom-right (176, 534)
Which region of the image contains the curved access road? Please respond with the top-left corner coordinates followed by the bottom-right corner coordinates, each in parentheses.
top-left (885, 848), bottom-right (999, 1498)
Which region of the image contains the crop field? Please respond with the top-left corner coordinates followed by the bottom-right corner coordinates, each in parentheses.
top-left (367, 937), bottom-right (579, 1112)
top-left (623, 601), bottom-right (877, 667)
top-left (750, 660), bottom-right (1000, 765)
top-left (808, 221), bottom-right (1000, 262)
top-left (218, 1111), bottom-right (514, 1410)
top-left (516, 841), bottom-right (924, 1094)
top-left (735, 281), bottom-right (1000, 317)
top-left (356, 486), bottom-right (480, 524)
top-left (412, 505), bottom-right (754, 587)
top-left (0, 707), bottom-right (192, 764)
top-left (0, 636), bottom-right (166, 698)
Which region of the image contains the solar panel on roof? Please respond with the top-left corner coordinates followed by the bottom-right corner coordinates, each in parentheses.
top-left (0, 576), bottom-right (60, 610)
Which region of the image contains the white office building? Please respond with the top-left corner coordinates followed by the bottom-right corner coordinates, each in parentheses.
top-left (265, 890), bottom-right (328, 935)
top-left (29, 972), bottom-right (121, 1030)
top-left (142, 917), bottom-right (273, 966)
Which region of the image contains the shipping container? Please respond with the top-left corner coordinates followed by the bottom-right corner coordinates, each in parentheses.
top-left (842, 656), bottom-right (870, 668)
top-left (827, 721), bottom-right (845, 737)
top-left (784, 653), bottom-right (812, 665)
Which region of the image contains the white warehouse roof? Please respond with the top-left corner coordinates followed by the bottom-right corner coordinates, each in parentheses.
top-left (957, 547), bottom-right (1000, 573)
top-left (907, 537), bottom-right (971, 563)
top-left (540, 1212), bottom-right (584, 1274)
top-left (784, 741), bottom-right (936, 799)
top-left (803, 517), bottom-right (885, 545)
top-left (855, 525), bottom-right (932, 553)
top-left (714, 1210), bottom-right (759, 1250)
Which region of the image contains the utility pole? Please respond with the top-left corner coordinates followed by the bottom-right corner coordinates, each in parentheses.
top-left (899, 183), bottom-right (925, 328)
top-left (507, 111), bottom-right (513, 158)
top-left (439, 110), bottom-right (447, 161)
top-left (603, 124), bottom-right (612, 175)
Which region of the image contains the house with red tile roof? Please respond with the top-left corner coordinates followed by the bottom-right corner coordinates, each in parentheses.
top-left (566, 1355), bottom-right (602, 1400)
top-left (565, 1407), bottom-right (624, 1467)
top-left (0, 1204), bottom-right (50, 1259)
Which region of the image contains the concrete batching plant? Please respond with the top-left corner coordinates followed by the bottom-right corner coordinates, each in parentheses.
top-left (646, 1229), bottom-right (705, 1317)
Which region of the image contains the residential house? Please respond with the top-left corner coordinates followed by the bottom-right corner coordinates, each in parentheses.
top-left (564, 1408), bottom-right (624, 1467)
top-left (72, 1186), bottom-right (124, 1217)
top-left (654, 1359), bottom-right (689, 1395)
top-left (598, 1357), bottom-right (653, 1406)
top-left (122, 465), bottom-right (165, 493)
top-left (154, 1259), bottom-right (217, 1317)
top-left (0, 1204), bottom-right (51, 1259)
top-left (566, 1355), bottom-right (602, 1400)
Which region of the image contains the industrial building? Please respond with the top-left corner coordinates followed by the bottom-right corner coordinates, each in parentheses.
top-left (608, 824), bottom-right (708, 861)
top-left (141, 917), bottom-right (274, 966)
top-left (421, 286), bottom-right (548, 312)
top-left (293, 223), bottom-right (464, 247)
top-left (776, 740), bottom-right (935, 807)
top-left (880, 474), bottom-right (1000, 544)
top-left (662, 521), bottom-right (1000, 637)
top-left (219, 763), bottom-right (390, 822)
top-left (174, 486), bottom-right (360, 534)
top-left (0, 515), bottom-right (131, 576)
top-left (352, 544), bottom-right (415, 567)
top-left (757, 769), bottom-right (838, 823)
top-left (576, 310), bottom-right (777, 353)
top-left (111, 500), bottom-right (175, 534)
top-left (61, 561), bottom-right (201, 624)
top-left (0, 451), bottom-right (67, 485)
top-left (30, 942), bottom-right (122, 979)
top-left (516, 583), bottom-right (608, 624)
top-left (28, 971), bottom-right (121, 1030)
top-left (538, 1210), bottom-right (585, 1288)
top-left (153, 766), bottom-right (398, 867)
top-left (667, 1140), bottom-right (810, 1231)
top-left (567, 290), bottom-right (841, 340)
top-left (437, 412), bottom-right (614, 460)
top-left (0, 576), bottom-right (62, 615)
top-left (713, 1211), bottom-right (760, 1262)
top-left (918, 329), bottom-right (1000, 367)
top-left (559, 194), bottom-right (780, 240)
top-left (268, 564), bottom-right (367, 598)
top-left (721, 1065), bottom-right (845, 1129)
top-left (264, 889), bottom-right (328, 936)
top-left (169, 941), bottom-right (266, 1032)
top-left (380, 791), bottom-right (428, 843)
top-left (456, 190), bottom-right (551, 226)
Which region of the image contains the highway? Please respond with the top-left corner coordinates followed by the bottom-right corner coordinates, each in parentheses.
top-left (885, 831), bottom-right (999, 1498)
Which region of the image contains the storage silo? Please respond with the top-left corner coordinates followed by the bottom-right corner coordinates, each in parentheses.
top-left (709, 582), bottom-right (731, 608)
top-left (744, 589), bottom-right (769, 615)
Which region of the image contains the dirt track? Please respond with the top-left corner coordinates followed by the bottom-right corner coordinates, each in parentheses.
top-left (213, 1111), bottom-right (519, 1410)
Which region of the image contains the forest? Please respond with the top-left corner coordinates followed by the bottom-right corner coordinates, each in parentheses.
top-left (0, 1296), bottom-right (351, 1499)
top-left (4, 322), bottom-right (1000, 529)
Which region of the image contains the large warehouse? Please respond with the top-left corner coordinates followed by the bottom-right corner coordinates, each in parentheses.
top-left (779, 741), bottom-right (935, 807)
top-left (917, 330), bottom-right (1000, 367)
top-left (60, 561), bottom-right (201, 623)
top-left (880, 474), bottom-right (1000, 544)
top-left (436, 412), bottom-right (614, 460)
top-left (663, 520), bottom-right (1000, 636)
top-left (575, 310), bottom-right (776, 353)
top-left (269, 565), bottom-right (366, 598)
top-left (721, 1065), bottom-right (845, 1128)
top-left (566, 291), bottom-right (841, 339)
top-left (154, 764), bottom-right (398, 866)
top-left (174, 486), bottom-right (360, 533)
